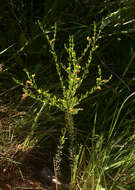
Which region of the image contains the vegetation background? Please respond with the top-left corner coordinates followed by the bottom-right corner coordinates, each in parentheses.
top-left (0, 0), bottom-right (135, 189)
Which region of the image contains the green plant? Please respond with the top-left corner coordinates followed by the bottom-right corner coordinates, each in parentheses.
top-left (13, 21), bottom-right (111, 180)
top-left (22, 102), bottom-right (46, 151)
top-left (69, 92), bottom-right (135, 190)
top-left (1, 0), bottom-right (135, 189)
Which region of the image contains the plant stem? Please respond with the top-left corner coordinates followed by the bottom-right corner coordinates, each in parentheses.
top-left (65, 112), bottom-right (75, 167)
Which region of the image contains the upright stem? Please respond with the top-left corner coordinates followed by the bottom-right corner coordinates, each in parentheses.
top-left (23, 102), bottom-right (46, 151)
top-left (65, 112), bottom-right (75, 167)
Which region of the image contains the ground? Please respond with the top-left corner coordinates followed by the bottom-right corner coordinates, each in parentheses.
top-left (0, 95), bottom-right (58, 190)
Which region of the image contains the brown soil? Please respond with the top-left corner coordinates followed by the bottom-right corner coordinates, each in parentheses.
top-left (0, 97), bottom-right (58, 190)
top-left (0, 167), bottom-right (42, 190)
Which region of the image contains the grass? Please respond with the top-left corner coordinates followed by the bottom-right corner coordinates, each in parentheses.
top-left (0, 0), bottom-right (135, 189)
top-left (69, 93), bottom-right (135, 190)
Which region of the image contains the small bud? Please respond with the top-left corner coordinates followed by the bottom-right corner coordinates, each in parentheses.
top-left (75, 70), bottom-right (80, 73)
top-left (79, 108), bottom-right (84, 111)
top-left (67, 67), bottom-right (70, 71)
top-left (70, 109), bottom-right (74, 113)
top-left (87, 36), bottom-right (90, 41)
top-left (77, 65), bottom-right (81, 69)
top-left (96, 77), bottom-right (101, 81)
top-left (26, 80), bottom-right (32, 84)
top-left (37, 89), bottom-right (42, 94)
top-left (97, 86), bottom-right (101, 90)
top-left (102, 79), bottom-right (109, 84)
top-left (21, 93), bottom-right (28, 100)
